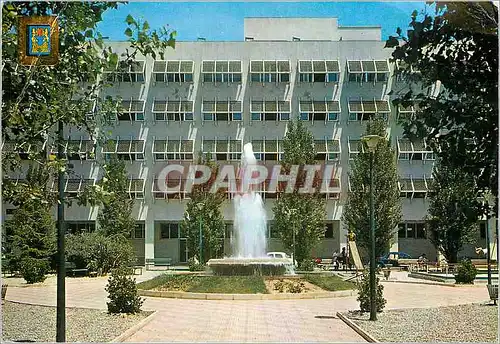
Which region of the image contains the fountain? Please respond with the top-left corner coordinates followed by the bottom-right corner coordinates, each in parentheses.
top-left (207, 143), bottom-right (294, 276)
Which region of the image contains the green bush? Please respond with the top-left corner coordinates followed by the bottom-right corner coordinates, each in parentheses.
top-left (188, 257), bottom-right (205, 272)
top-left (454, 259), bottom-right (477, 284)
top-left (66, 233), bottom-right (136, 275)
top-left (357, 271), bottom-right (386, 313)
top-left (105, 267), bottom-right (143, 314)
top-left (273, 279), bottom-right (306, 293)
top-left (298, 259), bottom-right (315, 271)
top-left (20, 257), bottom-right (50, 284)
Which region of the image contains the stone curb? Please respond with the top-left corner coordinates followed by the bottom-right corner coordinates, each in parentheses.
top-left (336, 312), bottom-right (378, 343)
top-left (138, 289), bottom-right (357, 300)
top-left (383, 279), bottom-right (486, 288)
top-left (111, 311), bottom-right (158, 343)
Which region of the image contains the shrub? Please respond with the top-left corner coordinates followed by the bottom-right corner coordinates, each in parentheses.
top-left (454, 259), bottom-right (477, 284)
top-left (298, 259), bottom-right (315, 271)
top-left (273, 279), bottom-right (306, 293)
top-left (105, 267), bottom-right (143, 314)
top-left (20, 257), bottom-right (50, 284)
top-left (66, 233), bottom-right (136, 275)
top-left (357, 271), bottom-right (386, 313)
top-left (188, 257), bottom-right (205, 272)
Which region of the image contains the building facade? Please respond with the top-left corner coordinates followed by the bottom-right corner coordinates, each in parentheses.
top-left (4, 18), bottom-right (490, 264)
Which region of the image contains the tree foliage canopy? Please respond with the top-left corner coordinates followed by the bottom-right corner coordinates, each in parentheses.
top-left (342, 120), bottom-right (401, 258)
top-left (426, 158), bottom-right (480, 263)
top-left (386, 2), bottom-right (498, 214)
top-left (180, 154), bottom-right (226, 263)
top-left (273, 119), bottom-right (326, 265)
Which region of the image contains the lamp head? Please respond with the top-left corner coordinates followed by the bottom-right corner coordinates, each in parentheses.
top-left (362, 134), bottom-right (384, 153)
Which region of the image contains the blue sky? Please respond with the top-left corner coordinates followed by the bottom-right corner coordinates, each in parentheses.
top-left (97, 2), bottom-right (429, 41)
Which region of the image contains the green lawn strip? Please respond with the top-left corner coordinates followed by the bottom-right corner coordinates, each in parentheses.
top-left (138, 274), bottom-right (268, 294)
top-left (303, 274), bottom-right (356, 291)
top-left (137, 274), bottom-right (197, 291)
top-left (187, 276), bottom-right (268, 294)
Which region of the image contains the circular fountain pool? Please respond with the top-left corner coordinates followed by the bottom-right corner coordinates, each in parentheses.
top-left (207, 257), bottom-right (295, 276)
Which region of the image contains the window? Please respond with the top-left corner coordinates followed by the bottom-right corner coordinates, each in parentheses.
top-left (250, 100), bottom-right (291, 121)
top-left (298, 60), bottom-right (340, 83)
top-left (133, 223), bottom-right (145, 239)
top-left (64, 178), bottom-right (95, 197)
top-left (50, 138), bottom-right (95, 161)
top-left (348, 99), bottom-right (390, 122)
top-left (395, 60), bottom-right (421, 82)
top-left (399, 175), bottom-right (430, 199)
top-left (324, 223), bottom-right (334, 238)
top-left (250, 60), bottom-right (290, 83)
top-left (315, 138), bottom-right (341, 161)
top-left (101, 138), bottom-right (145, 161)
top-left (347, 59), bottom-right (389, 83)
top-left (225, 223), bottom-right (233, 239)
top-left (152, 100), bottom-right (194, 122)
top-left (348, 138), bottom-right (365, 160)
top-left (321, 176), bottom-right (341, 200)
top-left (153, 139), bottom-right (194, 161)
top-left (398, 223), bottom-right (406, 238)
top-left (153, 60), bottom-right (194, 83)
top-left (397, 137), bottom-right (434, 161)
top-left (416, 223), bottom-right (426, 239)
top-left (116, 99), bottom-right (145, 121)
top-left (128, 178), bottom-right (145, 199)
top-left (3, 140), bottom-right (46, 160)
top-left (202, 138), bottom-right (242, 161)
top-left (153, 177), bottom-right (190, 200)
top-left (202, 100), bottom-right (242, 122)
top-left (480, 222), bottom-right (486, 239)
top-left (299, 100), bottom-right (340, 122)
top-left (66, 222), bottom-right (96, 234)
top-left (397, 103), bottom-right (419, 122)
top-left (267, 222), bottom-right (279, 239)
top-left (251, 139), bottom-right (283, 161)
top-left (202, 60), bottom-right (242, 83)
top-left (160, 223), bottom-right (180, 239)
top-left (398, 223), bottom-right (426, 239)
top-left (104, 60), bottom-right (145, 83)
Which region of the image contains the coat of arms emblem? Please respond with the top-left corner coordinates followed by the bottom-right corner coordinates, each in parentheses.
top-left (18, 16), bottom-right (59, 65)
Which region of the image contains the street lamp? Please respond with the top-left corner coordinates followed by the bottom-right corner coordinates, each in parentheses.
top-left (362, 134), bottom-right (384, 321)
top-left (483, 191), bottom-right (495, 286)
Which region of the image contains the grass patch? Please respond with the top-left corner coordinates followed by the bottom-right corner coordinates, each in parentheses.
top-left (137, 274), bottom-right (268, 294)
top-left (303, 274), bottom-right (356, 291)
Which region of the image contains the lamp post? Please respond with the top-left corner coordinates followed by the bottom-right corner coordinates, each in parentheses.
top-left (196, 203), bottom-right (205, 264)
top-left (362, 134), bottom-right (384, 322)
top-left (285, 208), bottom-right (297, 266)
top-left (484, 191), bottom-right (495, 286)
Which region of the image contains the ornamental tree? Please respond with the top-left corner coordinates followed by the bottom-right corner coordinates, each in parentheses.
top-left (386, 2), bottom-right (498, 215)
top-left (342, 120), bottom-right (401, 259)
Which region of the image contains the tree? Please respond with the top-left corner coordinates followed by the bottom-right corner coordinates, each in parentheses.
top-left (426, 158), bottom-right (480, 263)
top-left (96, 157), bottom-right (136, 238)
top-left (2, 2), bottom-right (176, 206)
top-left (273, 119), bottom-right (326, 267)
top-left (386, 2), bottom-right (498, 215)
top-left (4, 165), bottom-right (56, 283)
top-left (180, 154), bottom-right (225, 263)
top-left (342, 120), bottom-right (401, 259)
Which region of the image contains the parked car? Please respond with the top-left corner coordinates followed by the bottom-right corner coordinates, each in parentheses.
top-left (377, 252), bottom-right (412, 267)
top-left (266, 252), bottom-right (290, 259)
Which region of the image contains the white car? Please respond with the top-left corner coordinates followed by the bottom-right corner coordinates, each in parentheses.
top-left (267, 252), bottom-right (290, 259)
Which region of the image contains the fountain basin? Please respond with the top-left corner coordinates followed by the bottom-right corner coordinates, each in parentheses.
top-left (207, 258), bottom-right (294, 276)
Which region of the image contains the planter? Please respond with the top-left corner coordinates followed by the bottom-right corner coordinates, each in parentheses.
top-left (1, 284), bottom-right (8, 300)
top-left (487, 284), bottom-right (498, 304)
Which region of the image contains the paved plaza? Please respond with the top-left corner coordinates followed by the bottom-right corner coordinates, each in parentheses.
top-left (3, 272), bottom-right (490, 342)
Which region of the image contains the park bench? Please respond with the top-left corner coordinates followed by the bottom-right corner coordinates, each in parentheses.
top-left (398, 258), bottom-right (419, 271)
top-left (145, 258), bottom-right (172, 270)
top-left (65, 262), bottom-right (88, 277)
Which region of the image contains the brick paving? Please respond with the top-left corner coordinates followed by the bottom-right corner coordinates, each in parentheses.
top-left (4, 273), bottom-right (491, 342)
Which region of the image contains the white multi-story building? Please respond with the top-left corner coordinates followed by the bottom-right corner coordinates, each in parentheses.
top-left (4, 18), bottom-right (489, 264)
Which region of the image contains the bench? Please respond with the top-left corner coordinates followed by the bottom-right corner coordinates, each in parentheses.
top-left (65, 262), bottom-right (88, 277)
top-left (145, 258), bottom-right (172, 270)
top-left (398, 259), bottom-right (420, 271)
